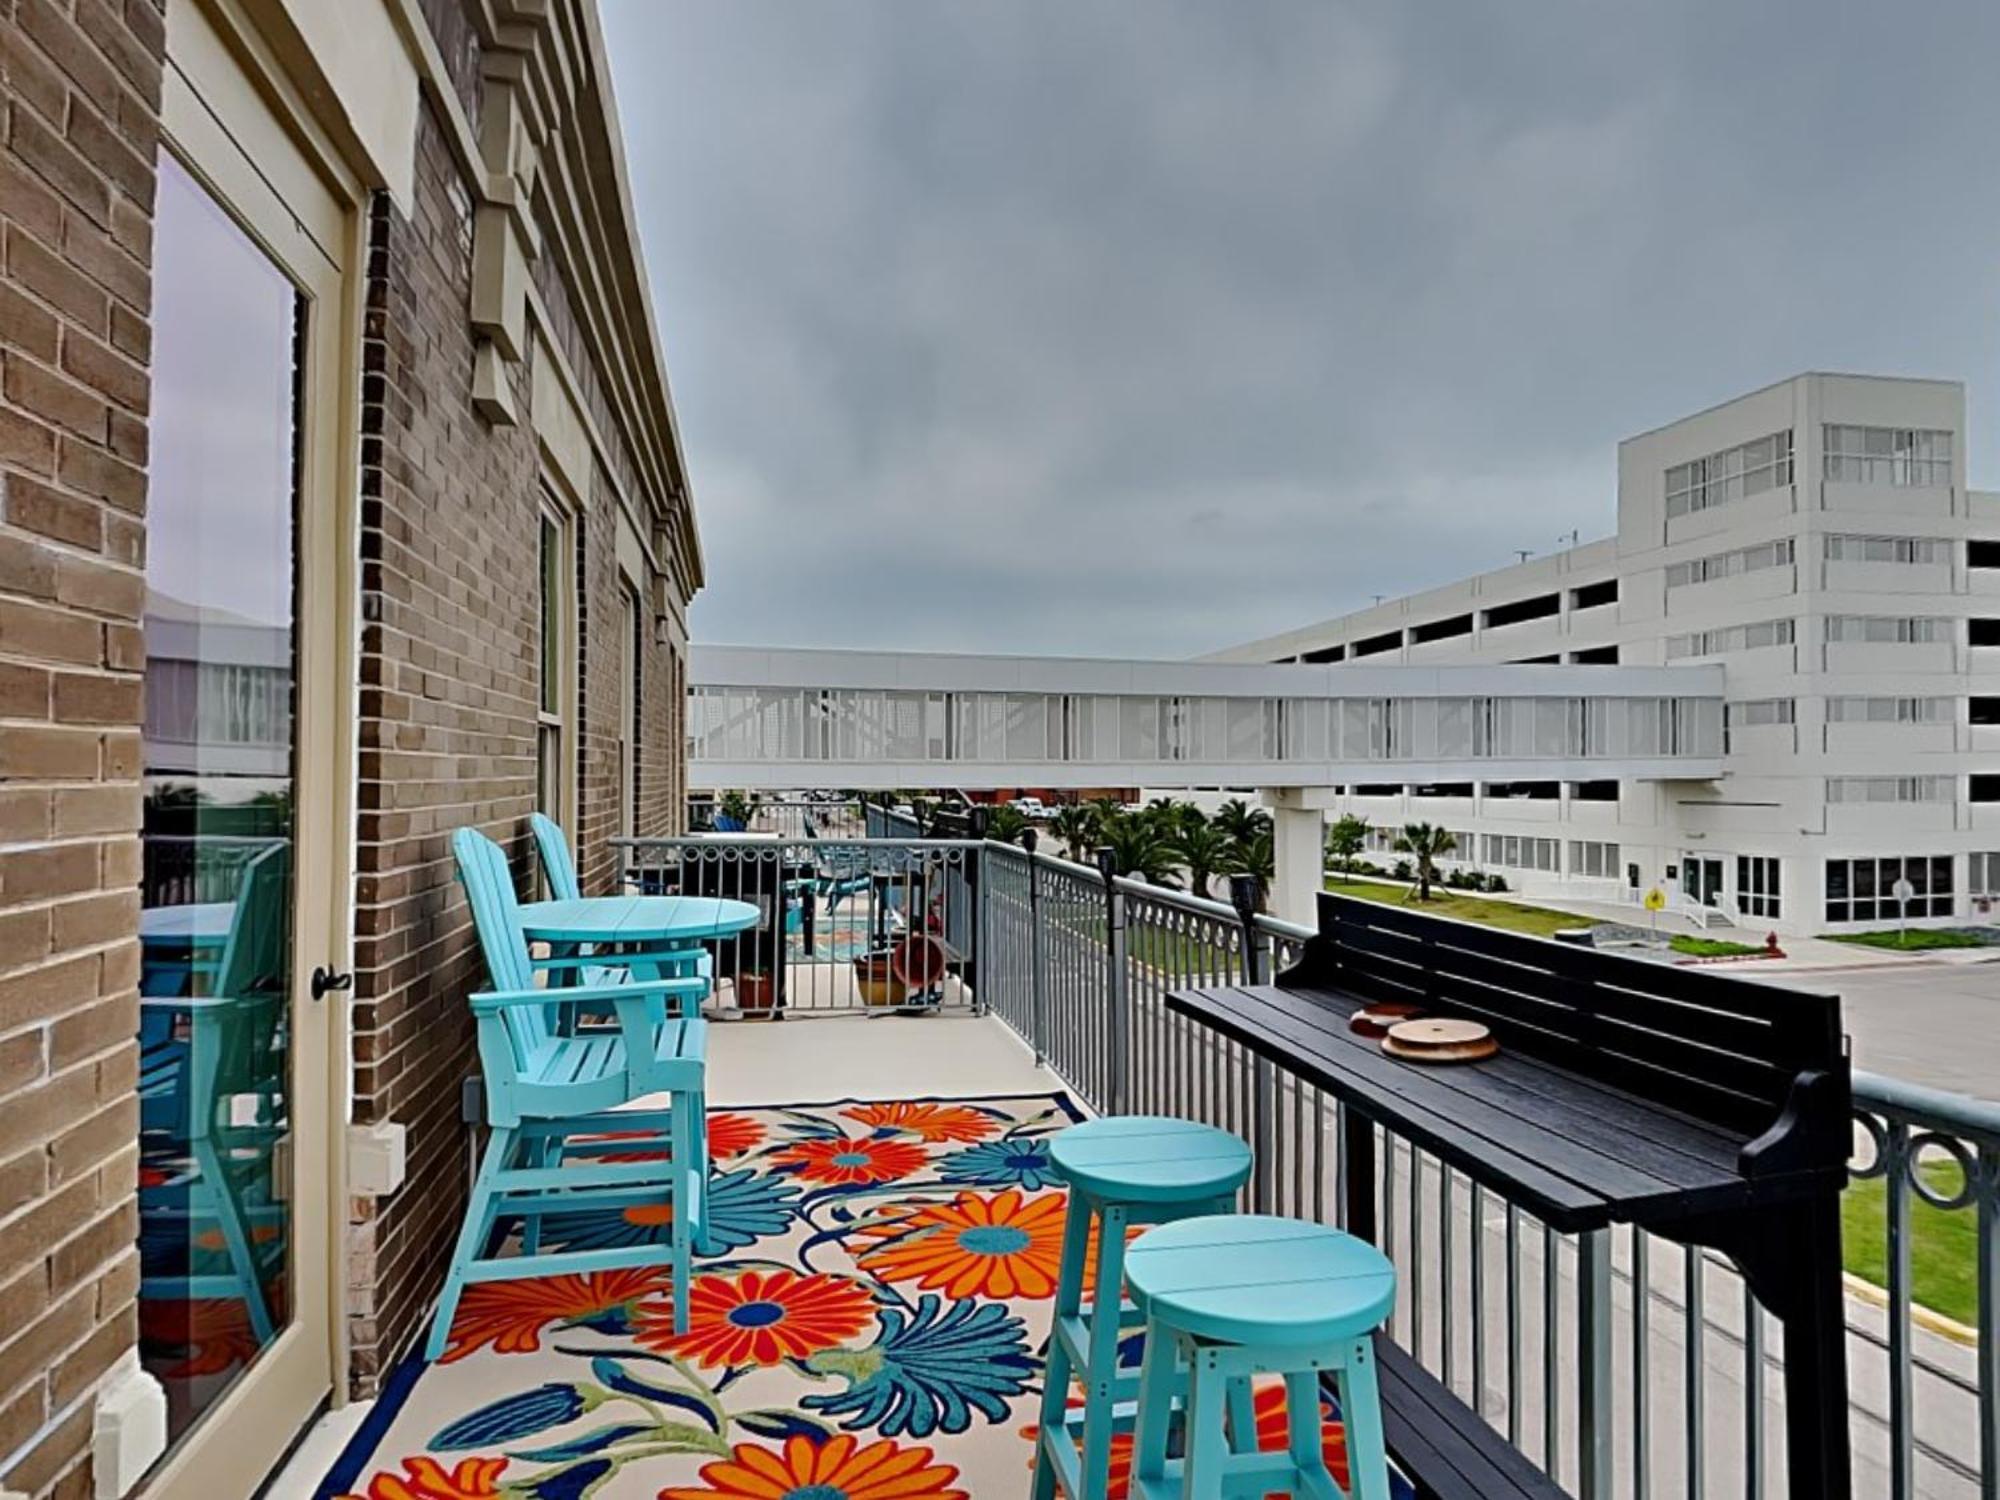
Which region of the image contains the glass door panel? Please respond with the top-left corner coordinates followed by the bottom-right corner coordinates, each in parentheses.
top-left (139, 152), bottom-right (302, 1446)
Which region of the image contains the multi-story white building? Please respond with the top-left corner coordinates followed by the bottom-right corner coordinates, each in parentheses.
top-left (1210, 373), bottom-right (2000, 935)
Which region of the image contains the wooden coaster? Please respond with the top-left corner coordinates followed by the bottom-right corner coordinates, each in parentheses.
top-left (1349, 1002), bottom-right (1423, 1039)
top-left (1381, 1017), bottom-right (1498, 1064)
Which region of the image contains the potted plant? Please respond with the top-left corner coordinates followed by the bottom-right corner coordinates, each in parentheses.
top-left (852, 950), bottom-right (907, 1009)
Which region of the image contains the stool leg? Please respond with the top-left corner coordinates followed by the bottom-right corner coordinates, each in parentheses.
top-left (1332, 1337), bottom-right (1392, 1500)
top-left (1224, 1374), bottom-right (1256, 1455)
top-left (1078, 1202), bottom-right (1130, 1494)
top-left (1131, 1323), bottom-right (1179, 1490)
top-left (1031, 1190), bottom-right (1096, 1500)
top-left (1182, 1346), bottom-right (1229, 1500)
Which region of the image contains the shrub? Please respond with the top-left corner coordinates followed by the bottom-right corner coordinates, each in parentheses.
top-left (1393, 859), bottom-right (1414, 882)
top-left (1485, 873), bottom-right (1508, 893)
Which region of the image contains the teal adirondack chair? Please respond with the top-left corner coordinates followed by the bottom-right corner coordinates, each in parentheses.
top-left (138, 843), bottom-right (292, 1341)
top-left (527, 811), bottom-right (711, 1003)
top-left (429, 828), bottom-right (709, 1359)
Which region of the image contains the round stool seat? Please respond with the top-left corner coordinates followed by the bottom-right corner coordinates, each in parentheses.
top-left (1125, 1214), bottom-right (1395, 1346)
top-left (1048, 1115), bottom-right (1252, 1205)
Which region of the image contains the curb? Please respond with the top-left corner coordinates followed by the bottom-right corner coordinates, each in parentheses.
top-left (1843, 1271), bottom-right (1979, 1348)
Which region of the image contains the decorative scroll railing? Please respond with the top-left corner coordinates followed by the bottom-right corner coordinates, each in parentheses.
top-left (975, 837), bottom-right (1996, 1500)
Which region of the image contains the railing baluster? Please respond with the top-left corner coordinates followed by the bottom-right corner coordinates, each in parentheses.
top-left (1471, 1179), bottom-right (1487, 1419)
top-left (1887, 1117), bottom-right (1914, 1500)
top-left (1632, 1228), bottom-right (1651, 1500)
top-left (1980, 1142), bottom-right (1999, 1500)
top-left (1578, 1228), bottom-right (1612, 1500)
top-left (1543, 1222), bottom-right (1560, 1480)
top-left (1685, 1246), bottom-right (1705, 1500)
top-left (1743, 1281), bottom-right (1765, 1500)
top-left (1442, 1162), bottom-right (1456, 1393)
top-left (1507, 1202), bottom-right (1522, 1451)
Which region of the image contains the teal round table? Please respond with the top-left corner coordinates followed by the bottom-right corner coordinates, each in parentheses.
top-left (516, 894), bottom-right (760, 947)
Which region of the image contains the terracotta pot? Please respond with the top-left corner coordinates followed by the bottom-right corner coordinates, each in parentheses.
top-left (736, 971), bottom-right (777, 1015)
top-left (852, 952), bottom-right (908, 1008)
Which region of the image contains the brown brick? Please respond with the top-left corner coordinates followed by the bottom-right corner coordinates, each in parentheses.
top-left (6, 225), bottom-right (111, 336)
top-left (53, 552), bottom-right (141, 615)
top-left (0, 531), bottom-right (59, 599)
top-left (51, 783), bottom-right (136, 836)
top-left (102, 620), bottom-right (140, 669)
top-left (7, 103), bottom-right (112, 231)
top-left (0, 279), bottom-right (61, 361)
top-left (0, 149), bottom-right (63, 248)
top-left (0, 724), bottom-right (102, 778)
top-left (0, 660), bottom-right (51, 717)
top-left (59, 324), bottom-right (145, 412)
top-left (0, 405), bottom-right (57, 474)
top-left (19, 0), bottom-right (126, 107)
top-left (0, 839), bottom-right (99, 900)
top-left (107, 300), bottom-right (146, 361)
top-left (0, 907), bottom-right (52, 973)
top-left (55, 436), bottom-right (142, 511)
top-left (49, 889), bottom-right (137, 954)
top-left (51, 671), bottom-right (137, 723)
top-left (0, 13), bottom-right (71, 126)
top-left (67, 96), bottom-right (152, 205)
top-left (3, 353), bottom-right (107, 442)
top-left (102, 510), bottom-right (141, 566)
top-left (49, 990), bottom-right (133, 1068)
top-left (3, 471), bottom-right (101, 548)
top-left (0, 952), bottom-right (95, 1032)
top-left (106, 406), bottom-right (142, 463)
top-left (77, 0), bottom-right (164, 106)
top-left (98, 834), bottom-right (138, 888)
top-left (0, 1360), bottom-right (91, 1496)
top-left (0, 596), bottom-right (100, 662)
top-left (109, 193), bottom-right (150, 263)
top-left (49, 1098), bottom-right (135, 1189)
top-left (52, 1299), bottom-right (132, 1406)
top-left (61, 209), bottom-right (146, 312)
top-left (0, 790), bottom-right (51, 843)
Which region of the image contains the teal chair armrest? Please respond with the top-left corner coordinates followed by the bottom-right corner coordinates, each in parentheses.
top-left (470, 975), bottom-right (708, 1013)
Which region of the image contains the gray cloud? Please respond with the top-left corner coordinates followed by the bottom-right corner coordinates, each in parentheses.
top-left (604, 0), bottom-right (2000, 657)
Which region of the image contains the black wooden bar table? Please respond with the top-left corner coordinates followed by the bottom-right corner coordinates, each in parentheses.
top-left (1167, 892), bottom-right (1853, 1500)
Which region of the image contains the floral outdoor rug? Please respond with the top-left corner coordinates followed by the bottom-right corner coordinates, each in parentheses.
top-left (316, 1092), bottom-right (1413, 1500)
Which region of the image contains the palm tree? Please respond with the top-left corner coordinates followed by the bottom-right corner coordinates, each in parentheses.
top-left (1223, 827), bottom-right (1275, 911)
top-left (1170, 818), bottom-right (1234, 900)
top-left (1213, 797), bottom-right (1272, 850)
top-left (1099, 810), bottom-right (1180, 887)
top-left (984, 804), bottom-right (1029, 845)
top-left (1325, 813), bottom-right (1370, 881)
top-left (1050, 804), bottom-right (1099, 863)
top-left (1394, 822), bottom-right (1457, 901)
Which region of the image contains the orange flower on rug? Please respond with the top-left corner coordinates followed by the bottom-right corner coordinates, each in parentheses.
top-left (841, 1101), bottom-right (999, 1143)
top-left (853, 1187), bottom-right (1071, 1299)
top-left (769, 1134), bottom-right (930, 1186)
top-left (338, 1455), bottom-right (508, 1500)
top-left (637, 1268), bottom-right (875, 1368)
top-left (439, 1267), bottom-right (670, 1362)
top-left (661, 1434), bottom-right (966, 1500)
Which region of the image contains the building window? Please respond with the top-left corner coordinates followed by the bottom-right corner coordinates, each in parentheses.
top-left (1351, 629), bottom-right (1402, 658)
top-left (1737, 856), bottom-right (1781, 919)
top-left (538, 509), bottom-right (573, 825)
top-left (1665, 538), bottom-right (1794, 589)
top-left (1410, 612), bottom-right (1473, 643)
top-left (1969, 540), bottom-right (2000, 569)
top-left (1822, 425), bottom-right (1953, 486)
top-left (1825, 855), bottom-right (1954, 922)
top-left (1970, 853), bottom-right (2000, 897)
top-left (1823, 615), bottom-right (1947, 644)
top-left (1665, 430), bottom-right (1793, 518)
top-left (1726, 698), bottom-right (1796, 728)
top-left (619, 587), bottom-right (642, 841)
top-left (1481, 593), bottom-right (1561, 630)
top-left (1973, 775), bottom-right (2000, 803)
top-left (1482, 834), bottom-right (1559, 872)
top-left (1569, 644), bottom-right (1619, 664)
top-left (1569, 840), bottom-right (1620, 879)
top-left (1569, 578), bottom-right (1618, 610)
top-left (1972, 619), bottom-right (2000, 648)
top-left (1825, 776), bottom-right (1953, 804)
top-left (1825, 696), bottom-right (1951, 724)
top-left (1824, 534), bottom-right (1948, 564)
top-left (1665, 617), bottom-right (1795, 659)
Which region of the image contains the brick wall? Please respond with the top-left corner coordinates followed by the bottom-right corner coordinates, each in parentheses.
top-left (347, 60), bottom-right (694, 1389)
top-left (347, 98), bottom-right (540, 1390)
top-left (0, 1), bottom-right (163, 1495)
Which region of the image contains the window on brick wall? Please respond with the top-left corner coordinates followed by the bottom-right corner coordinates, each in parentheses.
top-left (538, 507), bottom-right (575, 832)
top-left (620, 586), bottom-right (641, 843)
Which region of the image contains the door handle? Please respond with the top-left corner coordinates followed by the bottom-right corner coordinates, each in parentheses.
top-left (311, 966), bottom-right (354, 1002)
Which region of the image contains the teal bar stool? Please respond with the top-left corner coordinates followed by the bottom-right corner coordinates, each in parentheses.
top-left (1124, 1215), bottom-right (1396, 1500)
top-left (1031, 1116), bottom-right (1253, 1500)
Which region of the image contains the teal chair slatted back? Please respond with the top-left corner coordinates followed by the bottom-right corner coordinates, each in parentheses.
top-left (452, 827), bottom-right (549, 1077)
top-left (215, 842), bottom-right (291, 1000)
top-left (530, 812), bottom-right (581, 902)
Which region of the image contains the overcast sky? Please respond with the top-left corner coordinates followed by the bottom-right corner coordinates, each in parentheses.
top-left (604, 1), bottom-right (2000, 659)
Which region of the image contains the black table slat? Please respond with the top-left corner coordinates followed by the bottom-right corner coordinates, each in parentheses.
top-left (1170, 982), bottom-right (1781, 1230)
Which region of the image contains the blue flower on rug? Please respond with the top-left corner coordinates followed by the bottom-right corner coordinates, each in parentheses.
top-left (432, 1383), bottom-right (590, 1450)
top-left (936, 1136), bottom-right (1061, 1191)
top-left (537, 1167), bottom-right (801, 1255)
top-left (802, 1293), bottom-right (1034, 1438)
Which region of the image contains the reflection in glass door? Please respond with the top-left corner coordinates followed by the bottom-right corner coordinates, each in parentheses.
top-left (138, 154), bottom-right (300, 1445)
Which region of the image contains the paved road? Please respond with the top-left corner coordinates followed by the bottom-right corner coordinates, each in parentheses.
top-left (1749, 958), bottom-right (2000, 1099)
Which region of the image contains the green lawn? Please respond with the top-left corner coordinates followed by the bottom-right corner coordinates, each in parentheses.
top-left (1669, 935), bottom-right (1764, 958)
top-left (1827, 928), bottom-right (1991, 952)
top-left (1843, 1160), bottom-right (1978, 1325)
top-left (1323, 878), bottom-right (1595, 939)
